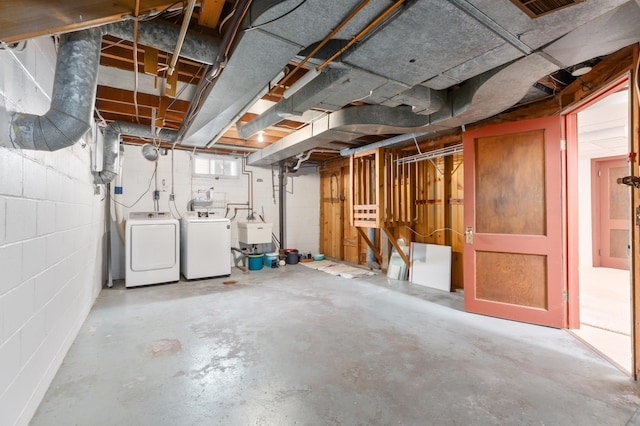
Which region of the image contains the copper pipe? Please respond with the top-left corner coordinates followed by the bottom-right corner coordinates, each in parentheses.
top-left (318, 0), bottom-right (406, 71)
top-left (275, 0), bottom-right (372, 91)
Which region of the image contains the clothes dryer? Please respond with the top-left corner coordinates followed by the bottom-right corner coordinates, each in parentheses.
top-left (125, 212), bottom-right (180, 287)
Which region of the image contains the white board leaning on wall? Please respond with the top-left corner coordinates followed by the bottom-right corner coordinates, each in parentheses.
top-left (410, 243), bottom-right (452, 292)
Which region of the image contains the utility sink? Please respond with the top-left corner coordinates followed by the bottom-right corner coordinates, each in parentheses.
top-left (238, 222), bottom-right (272, 244)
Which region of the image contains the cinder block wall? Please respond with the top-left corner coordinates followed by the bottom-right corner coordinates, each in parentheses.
top-left (0, 37), bottom-right (106, 425)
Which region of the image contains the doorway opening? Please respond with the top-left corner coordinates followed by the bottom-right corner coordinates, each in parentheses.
top-left (569, 81), bottom-right (633, 374)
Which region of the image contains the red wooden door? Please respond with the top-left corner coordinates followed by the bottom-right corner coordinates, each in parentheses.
top-left (593, 157), bottom-right (630, 270)
top-left (463, 116), bottom-right (565, 328)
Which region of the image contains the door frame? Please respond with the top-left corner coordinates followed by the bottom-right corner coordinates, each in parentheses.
top-left (564, 75), bottom-right (631, 330)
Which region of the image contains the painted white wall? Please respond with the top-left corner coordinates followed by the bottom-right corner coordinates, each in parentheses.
top-left (0, 37), bottom-right (106, 425)
top-left (577, 90), bottom-right (629, 267)
top-left (112, 146), bottom-right (320, 278)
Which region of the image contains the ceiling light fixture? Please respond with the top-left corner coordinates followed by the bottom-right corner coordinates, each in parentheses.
top-left (257, 131), bottom-right (264, 142)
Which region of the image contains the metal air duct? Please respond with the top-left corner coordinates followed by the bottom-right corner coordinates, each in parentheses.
top-left (10, 28), bottom-right (103, 151)
top-left (94, 123), bottom-right (178, 185)
top-left (9, 20), bottom-right (220, 153)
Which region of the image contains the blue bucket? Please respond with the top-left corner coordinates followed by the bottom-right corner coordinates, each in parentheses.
top-left (264, 252), bottom-right (279, 268)
top-left (248, 253), bottom-right (264, 270)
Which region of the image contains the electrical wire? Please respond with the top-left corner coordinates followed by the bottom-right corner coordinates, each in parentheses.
top-left (165, 62), bottom-right (206, 113)
top-left (179, 0), bottom-right (252, 137)
top-left (108, 161), bottom-right (157, 208)
top-left (402, 226), bottom-right (465, 238)
top-left (169, 197), bottom-right (183, 219)
top-left (219, 0), bottom-right (241, 34)
top-left (351, 90), bottom-right (373, 103)
top-left (244, 0), bottom-right (307, 31)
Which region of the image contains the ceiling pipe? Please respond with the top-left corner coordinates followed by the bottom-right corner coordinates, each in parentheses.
top-left (317, 0), bottom-right (406, 72)
top-left (94, 122), bottom-right (178, 185)
top-left (292, 149), bottom-right (339, 171)
top-left (340, 131), bottom-right (433, 157)
top-left (8, 19), bottom-right (221, 153)
top-left (273, 0), bottom-right (372, 95)
top-left (167, 0), bottom-right (198, 75)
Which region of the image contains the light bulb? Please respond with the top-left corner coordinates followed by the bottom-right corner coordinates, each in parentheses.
top-left (257, 132), bottom-right (264, 142)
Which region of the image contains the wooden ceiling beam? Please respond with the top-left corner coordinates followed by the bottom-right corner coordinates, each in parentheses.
top-left (225, 128), bottom-right (292, 140)
top-left (101, 114), bottom-right (183, 131)
top-left (0, 1), bottom-right (178, 43)
top-left (214, 137), bottom-right (275, 148)
top-left (100, 53), bottom-right (204, 82)
top-left (96, 86), bottom-right (190, 111)
top-left (122, 138), bottom-right (252, 155)
top-left (96, 100), bottom-right (186, 123)
top-left (101, 36), bottom-right (205, 68)
top-left (198, 0), bottom-right (226, 29)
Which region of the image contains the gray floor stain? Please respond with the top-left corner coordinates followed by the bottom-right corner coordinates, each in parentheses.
top-left (150, 338), bottom-right (182, 357)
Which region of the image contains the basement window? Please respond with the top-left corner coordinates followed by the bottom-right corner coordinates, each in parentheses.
top-left (510, 0), bottom-right (584, 19)
top-left (193, 154), bottom-right (240, 179)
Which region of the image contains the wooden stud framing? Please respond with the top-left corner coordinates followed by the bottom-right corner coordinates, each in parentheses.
top-left (356, 227), bottom-right (383, 265)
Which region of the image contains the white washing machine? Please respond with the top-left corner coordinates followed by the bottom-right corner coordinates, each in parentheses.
top-left (181, 212), bottom-right (231, 280)
top-left (125, 212), bottom-right (180, 288)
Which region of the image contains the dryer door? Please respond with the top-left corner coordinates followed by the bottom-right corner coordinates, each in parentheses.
top-left (130, 224), bottom-right (178, 271)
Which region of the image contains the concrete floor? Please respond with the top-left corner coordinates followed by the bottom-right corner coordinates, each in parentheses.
top-left (31, 264), bottom-right (640, 425)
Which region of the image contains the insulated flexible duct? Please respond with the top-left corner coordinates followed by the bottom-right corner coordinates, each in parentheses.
top-left (9, 21), bottom-right (220, 153)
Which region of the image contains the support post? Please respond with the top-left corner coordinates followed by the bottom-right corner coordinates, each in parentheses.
top-left (279, 161), bottom-right (286, 249)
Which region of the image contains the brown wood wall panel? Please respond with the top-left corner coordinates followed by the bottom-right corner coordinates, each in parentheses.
top-left (321, 159), bottom-right (365, 265)
top-left (343, 169), bottom-right (362, 264)
top-left (475, 130), bottom-right (546, 236)
top-left (476, 251), bottom-right (548, 309)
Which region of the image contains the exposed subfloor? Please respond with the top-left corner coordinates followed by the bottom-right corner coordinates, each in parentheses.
top-left (31, 264), bottom-right (640, 425)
